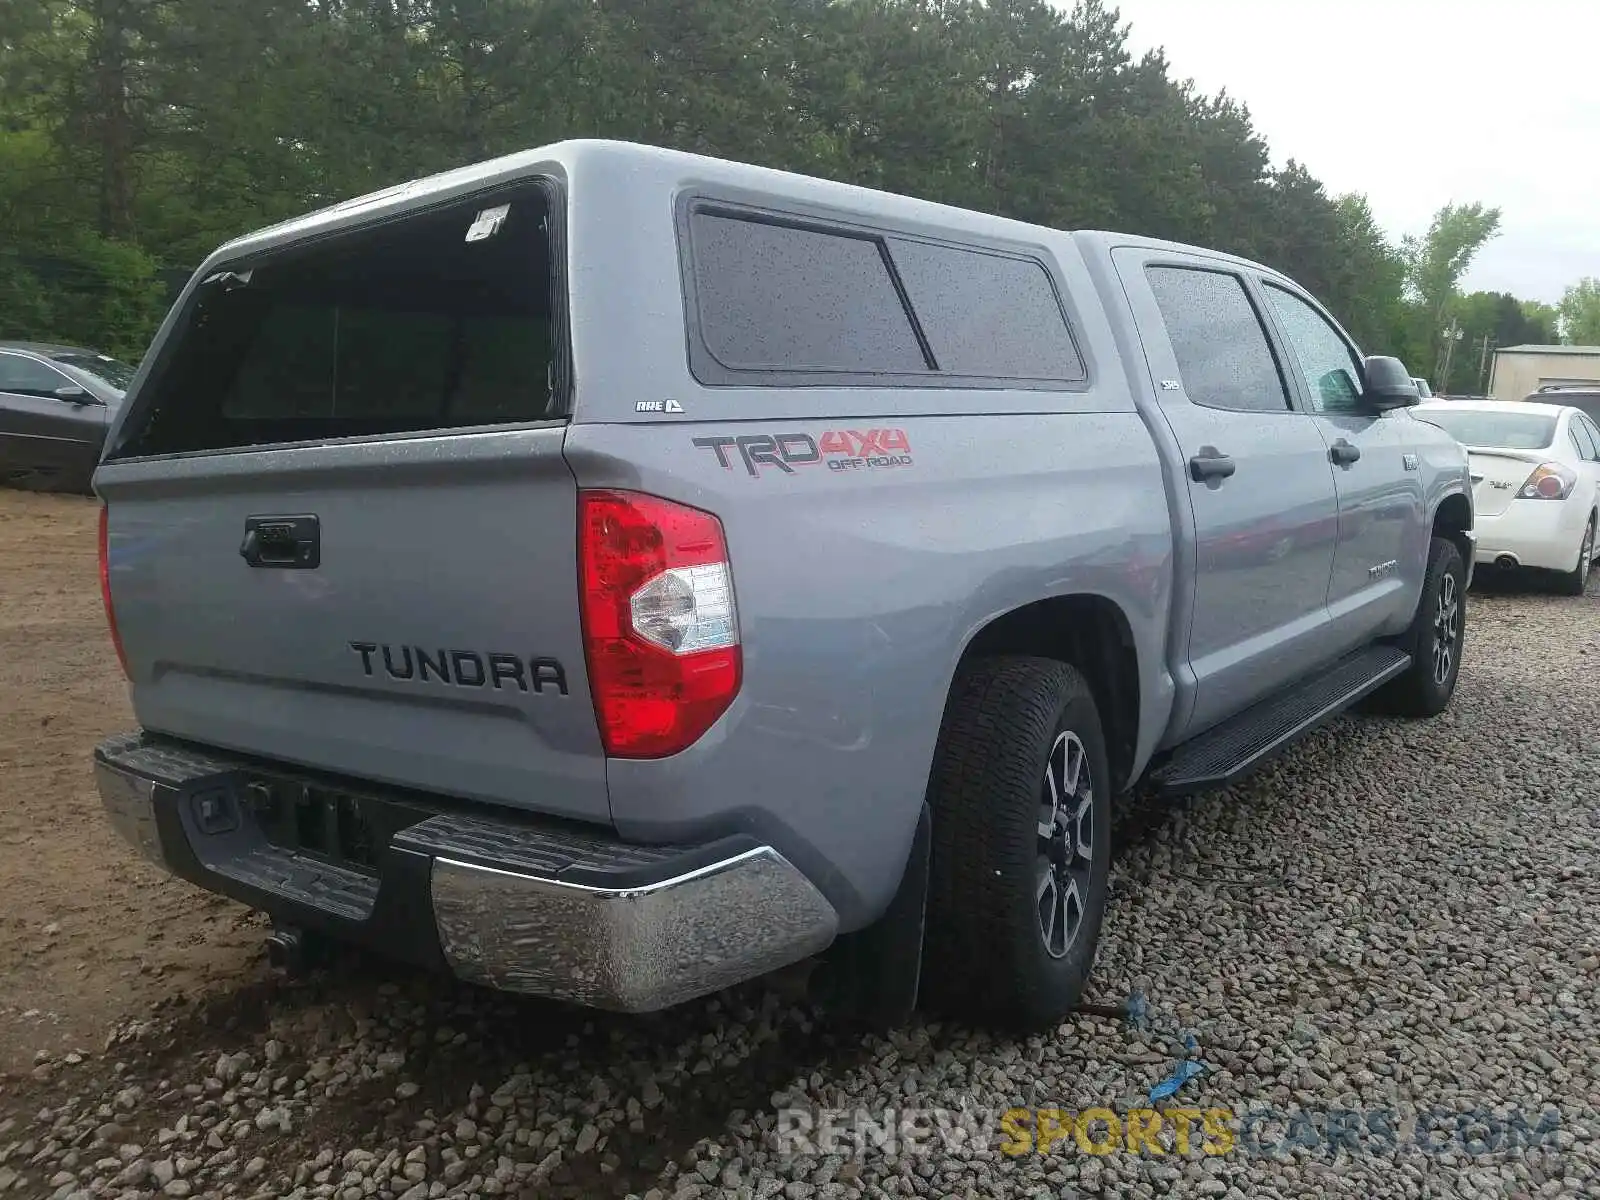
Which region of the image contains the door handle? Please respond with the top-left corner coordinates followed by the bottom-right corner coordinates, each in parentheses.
top-left (1329, 438), bottom-right (1361, 466)
top-left (1188, 448), bottom-right (1236, 483)
top-left (240, 515), bottom-right (321, 569)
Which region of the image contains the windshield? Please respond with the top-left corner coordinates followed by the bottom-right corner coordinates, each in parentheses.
top-left (52, 352), bottom-right (137, 393)
top-left (1414, 409), bottom-right (1557, 449)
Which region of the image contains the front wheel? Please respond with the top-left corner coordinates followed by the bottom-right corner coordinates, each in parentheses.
top-left (920, 656), bottom-right (1111, 1030)
top-left (1371, 535), bottom-right (1467, 717)
top-left (1555, 516), bottom-right (1595, 597)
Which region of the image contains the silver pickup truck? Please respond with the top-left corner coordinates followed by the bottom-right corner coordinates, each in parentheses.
top-left (92, 139), bottom-right (1474, 1030)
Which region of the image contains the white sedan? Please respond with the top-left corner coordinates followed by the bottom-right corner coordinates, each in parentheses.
top-left (1413, 399), bottom-right (1600, 595)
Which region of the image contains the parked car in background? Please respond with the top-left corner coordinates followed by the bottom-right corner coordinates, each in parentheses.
top-left (1415, 399), bottom-right (1600, 594)
top-left (0, 341), bottom-right (136, 494)
top-left (1527, 386), bottom-right (1600, 425)
top-left (1413, 377), bottom-right (1434, 398)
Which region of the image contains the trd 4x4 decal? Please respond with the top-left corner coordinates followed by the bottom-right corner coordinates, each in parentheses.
top-left (693, 429), bottom-right (913, 477)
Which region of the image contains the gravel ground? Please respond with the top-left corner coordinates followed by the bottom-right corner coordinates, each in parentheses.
top-left (2, 493), bottom-right (1599, 1199)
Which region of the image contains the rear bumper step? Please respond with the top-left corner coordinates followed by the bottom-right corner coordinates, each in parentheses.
top-left (93, 731), bottom-right (838, 1011)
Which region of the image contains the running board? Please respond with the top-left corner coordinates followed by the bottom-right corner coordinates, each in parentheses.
top-left (1149, 645), bottom-right (1411, 795)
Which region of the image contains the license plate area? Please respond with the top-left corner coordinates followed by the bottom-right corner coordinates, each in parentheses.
top-left (241, 775), bottom-right (433, 875)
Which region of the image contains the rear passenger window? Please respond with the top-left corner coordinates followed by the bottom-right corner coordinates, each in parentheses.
top-left (1570, 417), bottom-right (1599, 462)
top-left (1146, 267), bottom-right (1290, 413)
top-left (689, 212), bottom-right (927, 374)
top-left (684, 204), bottom-right (1086, 387)
top-left (887, 239), bottom-right (1083, 380)
top-left (1582, 417), bottom-right (1600, 461)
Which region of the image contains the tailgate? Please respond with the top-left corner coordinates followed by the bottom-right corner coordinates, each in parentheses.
top-left (95, 178), bottom-right (611, 822)
top-left (97, 432), bottom-right (608, 820)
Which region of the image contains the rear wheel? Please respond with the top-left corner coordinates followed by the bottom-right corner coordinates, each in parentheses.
top-left (921, 656), bottom-right (1111, 1030)
top-left (1371, 535), bottom-right (1466, 717)
top-left (1556, 516), bottom-right (1595, 597)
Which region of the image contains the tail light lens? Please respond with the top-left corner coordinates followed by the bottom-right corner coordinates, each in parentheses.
top-left (578, 490), bottom-right (740, 758)
top-left (1518, 463), bottom-right (1578, 500)
top-left (98, 505), bottom-right (130, 679)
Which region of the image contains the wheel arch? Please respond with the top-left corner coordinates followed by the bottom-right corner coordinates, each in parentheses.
top-left (953, 594), bottom-right (1141, 792)
top-left (1432, 490), bottom-right (1473, 572)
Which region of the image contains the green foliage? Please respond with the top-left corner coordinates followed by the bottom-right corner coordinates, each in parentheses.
top-left (0, 0), bottom-right (1564, 375)
top-left (1559, 278), bottom-right (1600, 346)
top-left (1403, 202), bottom-right (1503, 320)
top-left (0, 236), bottom-right (167, 360)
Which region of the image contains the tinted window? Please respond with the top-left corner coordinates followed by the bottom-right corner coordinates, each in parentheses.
top-left (1581, 415), bottom-right (1600, 459)
top-left (53, 352), bottom-right (137, 392)
top-left (1413, 409), bottom-right (1557, 449)
top-left (1145, 268), bottom-right (1289, 413)
top-left (1569, 424), bottom-right (1590, 460)
top-left (888, 239), bottom-right (1082, 379)
top-left (1572, 415), bottom-right (1600, 461)
top-left (1262, 284), bottom-right (1364, 414)
top-left (116, 186), bottom-right (558, 457)
top-left (690, 212), bottom-right (926, 374)
top-left (0, 353), bottom-right (71, 397)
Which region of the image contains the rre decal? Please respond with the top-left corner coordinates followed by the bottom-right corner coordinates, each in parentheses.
top-left (636, 398), bottom-right (685, 413)
top-left (349, 642), bottom-right (568, 694)
top-left (693, 429), bottom-right (913, 477)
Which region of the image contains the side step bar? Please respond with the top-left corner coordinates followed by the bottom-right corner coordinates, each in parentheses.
top-left (1149, 645), bottom-right (1411, 795)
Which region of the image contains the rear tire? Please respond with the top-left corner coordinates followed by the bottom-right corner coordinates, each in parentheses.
top-left (921, 656), bottom-right (1111, 1030)
top-left (1556, 516), bottom-right (1594, 597)
top-left (1371, 535), bottom-right (1467, 717)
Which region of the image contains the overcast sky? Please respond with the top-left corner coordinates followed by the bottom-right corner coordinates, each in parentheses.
top-left (1105, 0), bottom-right (1599, 305)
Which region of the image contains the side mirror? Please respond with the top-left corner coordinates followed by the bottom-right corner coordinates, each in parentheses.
top-left (1361, 355), bottom-right (1420, 411)
top-left (53, 385), bottom-right (95, 405)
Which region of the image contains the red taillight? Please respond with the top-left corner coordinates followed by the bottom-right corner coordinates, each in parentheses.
top-left (578, 490), bottom-right (741, 758)
top-left (1518, 462), bottom-right (1577, 500)
top-left (98, 505), bottom-right (130, 680)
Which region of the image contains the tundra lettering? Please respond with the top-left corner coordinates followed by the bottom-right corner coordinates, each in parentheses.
top-left (348, 642), bottom-right (568, 694)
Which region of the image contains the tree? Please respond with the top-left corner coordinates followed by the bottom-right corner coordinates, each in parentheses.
top-left (1403, 202), bottom-right (1503, 322)
top-left (1559, 278), bottom-right (1600, 346)
top-left (1323, 194), bottom-right (1406, 356)
top-left (0, 0), bottom-right (1549, 368)
top-left (1520, 299), bottom-right (1560, 345)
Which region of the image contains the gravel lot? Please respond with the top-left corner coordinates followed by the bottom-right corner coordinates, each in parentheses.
top-left (1, 489), bottom-right (1597, 1199)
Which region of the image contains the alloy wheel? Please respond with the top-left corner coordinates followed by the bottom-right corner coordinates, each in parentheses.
top-left (1432, 571), bottom-right (1460, 685)
top-left (1036, 730), bottom-right (1095, 959)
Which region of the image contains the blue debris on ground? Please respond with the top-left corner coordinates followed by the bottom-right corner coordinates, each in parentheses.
top-left (1148, 1030), bottom-right (1208, 1102)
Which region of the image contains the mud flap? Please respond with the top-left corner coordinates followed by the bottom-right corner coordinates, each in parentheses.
top-left (809, 804), bottom-right (929, 1031)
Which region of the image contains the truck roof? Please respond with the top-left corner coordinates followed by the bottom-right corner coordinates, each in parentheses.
top-left (202, 138), bottom-right (1295, 287)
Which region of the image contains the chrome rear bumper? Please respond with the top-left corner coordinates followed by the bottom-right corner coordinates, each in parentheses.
top-left (94, 732), bottom-right (838, 1011)
top-left (430, 848), bottom-right (837, 1010)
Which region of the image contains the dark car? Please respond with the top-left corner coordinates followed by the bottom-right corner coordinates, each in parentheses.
top-left (1528, 386), bottom-right (1600, 425)
top-left (0, 340), bottom-right (138, 494)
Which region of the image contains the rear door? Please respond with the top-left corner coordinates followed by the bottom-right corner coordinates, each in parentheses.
top-left (1114, 249), bottom-right (1341, 739)
top-left (1257, 280), bottom-right (1426, 637)
top-left (96, 180), bottom-right (613, 823)
top-left (0, 351), bottom-right (105, 487)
